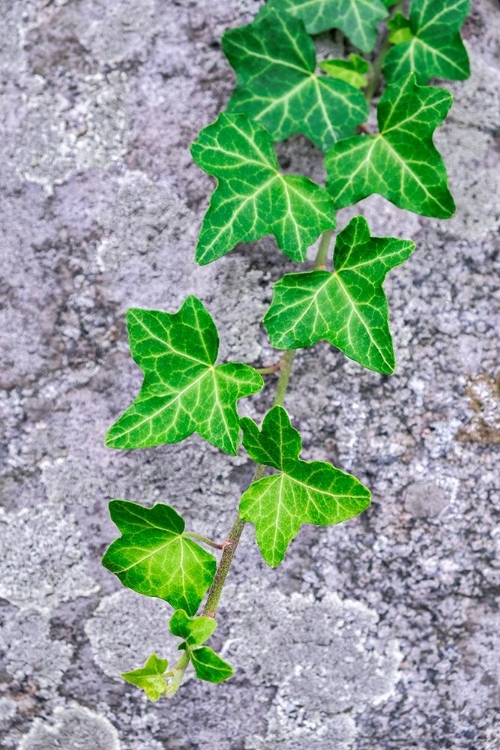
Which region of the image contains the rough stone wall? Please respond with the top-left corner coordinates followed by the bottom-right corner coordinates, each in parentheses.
top-left (0, 1), bottom-right (499, 748)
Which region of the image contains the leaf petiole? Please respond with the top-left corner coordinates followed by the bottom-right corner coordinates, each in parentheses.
top-left (164, 652), bottom-right (190, 698)
top-left (184, 531), bottom-right (225, 550)
top-left (255, 362), bottom-right (282, 375)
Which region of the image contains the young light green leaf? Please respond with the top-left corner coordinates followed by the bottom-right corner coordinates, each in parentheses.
top-left (105, 297), bottom-right (263, 455)
top-left (325, 74), bottom-right (455, 219)
top-left (264, 217), bottom-right (415, 374)
top-left (169, 612), bottom-right (231, 682)
top-left (387, 13), bottom-right (413, 44)
top-left (257, 0), bottom-right (388, 53)
top-left (122, 654), bottom-right (169, 702)
top-left (319, 54), bottom-right (370, 90)
top-left (102, 500), bottom-right (217, 615)
top-left (223, 13), bottom-right (368, 150)
top-left (190, 647), bottom-right (234, 684)
top-left (384, 0), bottom-right (470, 84)
top-left (240, 407), bottom-right (370, 567)
top-left (170, 610), bottom-right (217, 647)
top-left (191, 113), bottom-right (335, 265)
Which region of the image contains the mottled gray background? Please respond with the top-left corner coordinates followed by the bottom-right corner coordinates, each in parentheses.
top-left (0, 1), bottom-right (499, 748)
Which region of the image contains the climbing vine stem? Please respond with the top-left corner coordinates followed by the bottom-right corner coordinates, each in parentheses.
top-left (364, 0), bottom-right (404, 102)
top-left (201, 228), bottom-right (333, 620)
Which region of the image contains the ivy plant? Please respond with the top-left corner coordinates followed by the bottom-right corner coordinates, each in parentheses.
top-left (102, 0), bottom-right (470, 698)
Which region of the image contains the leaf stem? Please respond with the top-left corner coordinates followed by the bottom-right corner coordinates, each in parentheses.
top-left (364, 0), bottom-right (404, 103)
top-left (202, 461), bottom-right (268, 618)
top-left (273, 348), bottom-right (296, 407)
top-left (184, 531), bottom-right (225, 550)
top-left (255, 362), bottom-right (282, 375)
top-left (165, 651), bottom-right (190, 697)
top-left (313, 228), bottom-right (334, 271)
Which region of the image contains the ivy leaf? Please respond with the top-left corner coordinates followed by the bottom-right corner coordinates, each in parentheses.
top-left (319, 54), bottom-right (370, 90)
top-left (191, 113), bottom-right (335, 265)
top-left (325, 74), bottom-right (455, 219)
top-left (170, 610), bottom-right (217, 647)
top-left (223, 13), bottom-right (368, 150)
top-left (190, 647), bottom-right (234, 684)
top-left (239, 407), bottom-right (370, 567)
top-left (102, 500), bottom-right (217, 615)
top-left (387, 13), bottom-right (414, 44)
top-left (169, 611), bottom-right (232, 682)
top-left (384, 0), bottom-right (470, 84)
top-left (264, 217), bottom-right (415, 374)
top-left (105, 296), bottom-right (263, 455)
top-left (257, 0), bottom-right (388, 53)
top-left (122, 654), bottom-right (169, 702)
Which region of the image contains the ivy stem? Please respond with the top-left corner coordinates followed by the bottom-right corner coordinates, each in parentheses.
top-left (313, 228), bottom-right (334, 271)
top-left (201, 229), bottom-right (334, 619)
top-left (273, 348), bottom-right (296, 407)
top-left (364, 0), bottom-right (404, 103)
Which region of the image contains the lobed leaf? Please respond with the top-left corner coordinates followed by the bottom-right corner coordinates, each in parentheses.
top-left (264, 217), bottom-right (415, 374)
top-left (325, 74), bottom-right (455, 219)
top-left (191, 113), bottom-right (335, 265)
top-left (257, 0), bottom-right (388, 53)
top-left (240, 407), bottom-right (370, 566)
top-left (190, 647), bottom-right (234, 683)
top-left (170, 610), bottom-right (217, 647)
top-left (223, 12), bottom-right (368, 150)
top-left (122, 654), bottom-right (169, 702)
top-left (169, 611), bottom-right (233, 683)
top-left (384, 0), bottom-right (470, 85)
top-left (105, 296), bottom-right (263, 455)
top-left (319, 54), bottom-right (370, 90)
top-left (102, 500), bottom-right (217, 615)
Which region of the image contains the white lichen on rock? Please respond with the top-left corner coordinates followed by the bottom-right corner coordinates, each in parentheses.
top-left (85, 589), bottom-right (174, 678)
top-left (227, 581), bottom-right (402, 746)
top-left (0, 609), bottom-right (73, 690)
top-left (0, 506), bottom-right (98, 610)
top-left (19, 706), bottom-right (120, 750)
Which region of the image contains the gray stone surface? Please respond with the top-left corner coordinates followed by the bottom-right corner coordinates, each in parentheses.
top-left (0, 0), bottom-right (499, 748)
top-left (18, 706), bottom-right (120, 750)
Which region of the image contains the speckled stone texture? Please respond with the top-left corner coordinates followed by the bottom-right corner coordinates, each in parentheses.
top-left (0, 1), bottom-right (499, 748)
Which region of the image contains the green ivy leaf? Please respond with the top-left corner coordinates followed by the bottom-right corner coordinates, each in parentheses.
top-left (191, 113), bottom-right (335, 265)
top-left (105, 297), bottom-right (263, 455)
top-left (169, 611), bottom-right (232, 682)
top-left (325, 74), bottom-right (455, 219)
top-left (170, 610), bottom-right (217, 647)
top-left (257, 0), bottom-right (388, 53)
top-left (387, 13), bottom-right (413, 44)
top-left (264, 217), bottom-right (415, 374)
top-left (102, 500), bottom-right (217, 615)
top-left (239, 407), bottom-right (370, 567)
top-left (223, 13), bottom-right (368, 150)
top-left (122, 654), bottom-right (169, 702)
top-left (319, 54), bottom-right (370, 90)
top-left (384, 0), bottom-right (470, 84)
top-left (190, 647), bottom-right (234, 683)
